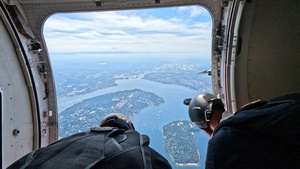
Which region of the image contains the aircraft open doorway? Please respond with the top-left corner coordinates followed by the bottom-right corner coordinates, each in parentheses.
top-left (44, 6), bottom-right (212, 169)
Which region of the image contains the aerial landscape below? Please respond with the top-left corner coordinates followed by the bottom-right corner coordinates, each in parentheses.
top-left (54, 54), bottom-right (211, 169)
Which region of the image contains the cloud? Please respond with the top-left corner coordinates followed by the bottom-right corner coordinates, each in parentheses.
top-left (177, 6), bottom-right (207, 17)
top-left (43, 6), bottom-right (212, 54)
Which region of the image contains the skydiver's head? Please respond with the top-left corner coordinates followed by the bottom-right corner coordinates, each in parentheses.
top-left (100, 113), bottom-right (135, 130)
top-left (184, 93), bottom-right (225, 136)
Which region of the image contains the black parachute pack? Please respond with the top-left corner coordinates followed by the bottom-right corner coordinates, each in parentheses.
top-left (7, 127), bottom-right (172, 169)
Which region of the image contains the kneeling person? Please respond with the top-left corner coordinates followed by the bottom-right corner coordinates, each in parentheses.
top-left (186, 93), bottom-right (300, 169)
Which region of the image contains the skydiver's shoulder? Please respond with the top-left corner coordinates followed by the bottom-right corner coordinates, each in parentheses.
top-left (209, 126), bottom-right (254, 148)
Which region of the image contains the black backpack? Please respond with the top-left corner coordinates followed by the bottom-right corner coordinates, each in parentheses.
top-left (7, 128), bottom-right (172, 169)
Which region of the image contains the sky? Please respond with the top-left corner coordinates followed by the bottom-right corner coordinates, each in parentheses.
top-left (43, 5), bottom-right (212, 55)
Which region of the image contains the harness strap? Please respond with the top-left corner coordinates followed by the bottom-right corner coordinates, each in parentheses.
top-left (139, 134), bottom-right (153, 169)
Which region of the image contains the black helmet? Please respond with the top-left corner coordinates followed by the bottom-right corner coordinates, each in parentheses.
top-left (187, 93), bottom-right (216, 128)
top-left (184, 93), bottom-right (224, 135)
top-left (100, 113), bottom-right (135, 130)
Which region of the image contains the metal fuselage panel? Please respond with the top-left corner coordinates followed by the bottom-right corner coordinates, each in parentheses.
top-left (0, 13), bottom-right (34, 167)
top-left (0, 2), bottom-right (52, 167)
top-left (219, 0), bottom-right (300, 112)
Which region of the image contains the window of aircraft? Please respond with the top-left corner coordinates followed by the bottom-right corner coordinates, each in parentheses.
top-left (44, 6), bottom-right (212, 169)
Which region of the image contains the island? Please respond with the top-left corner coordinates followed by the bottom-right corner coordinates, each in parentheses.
top-left (58, 89), bottom-right (164, 138)
top-left (162, 120), bottom-right (200, 166)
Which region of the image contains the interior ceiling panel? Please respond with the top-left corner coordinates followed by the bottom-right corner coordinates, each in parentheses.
top-left (13, 0), bottom-right (221, 37)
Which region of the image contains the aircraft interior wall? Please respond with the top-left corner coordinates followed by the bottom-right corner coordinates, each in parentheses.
top-left (0, 2), bottom-right (54, 166)
top-left (234, 0), bottom-right (300, 108)
top-left (0, 12), bottom-right (34, 167)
